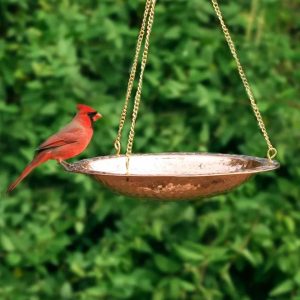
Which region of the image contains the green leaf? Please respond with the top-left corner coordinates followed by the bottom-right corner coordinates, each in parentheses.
top-left (1, 234), bottom-right (15, 252)
top-left (269, 280), bottom-right (294, 297)
top-left (75, 221), bottom-right (84, 234)
top-left (6, 253), bottom-right (21, 266)
top-left (60, 282), bottom-right (73, 299)
top-left (154, 254), bottom-right (181, 273)
top-left (173, 243), bottom-right (204, 262)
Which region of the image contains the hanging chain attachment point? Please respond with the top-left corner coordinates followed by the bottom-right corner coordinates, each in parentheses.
top-left (267, 147), bottom-right (277, 161)
top-left (114, 140), bottom-right (121, 156)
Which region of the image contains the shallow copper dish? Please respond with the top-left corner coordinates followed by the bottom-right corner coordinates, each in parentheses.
top-left (62, 153), bottom-right (279, 200)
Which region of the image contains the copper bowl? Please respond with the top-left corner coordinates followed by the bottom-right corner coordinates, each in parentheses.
top-left (62, 153), bottom-right (279, 200)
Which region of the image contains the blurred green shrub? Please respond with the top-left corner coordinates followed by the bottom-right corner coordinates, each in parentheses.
top-left (0, 0), bottom-right (300, 299)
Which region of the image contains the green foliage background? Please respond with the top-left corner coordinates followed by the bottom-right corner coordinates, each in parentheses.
top-left (1, 0), bottom-right (300, 299)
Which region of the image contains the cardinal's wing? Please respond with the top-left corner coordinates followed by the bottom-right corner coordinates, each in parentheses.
top-left (36, 125), bottom-right (82, 152)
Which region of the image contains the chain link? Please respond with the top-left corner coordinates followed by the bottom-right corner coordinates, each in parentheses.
top-left (211, 0), bottom-right (277, 160)
top-left (114, 0), bottom-right (152, 155)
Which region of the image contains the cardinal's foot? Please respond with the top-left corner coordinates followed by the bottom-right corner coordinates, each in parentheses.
top-left (58, 160), bottom-right (73, 170)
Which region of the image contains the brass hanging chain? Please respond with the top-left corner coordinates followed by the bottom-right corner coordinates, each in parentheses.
top-left (125, 0), bottom-right (156, 171)
top-left (114, 0), bottom-right (152, 156)
top-left (210, 0), bottom-right (277, 160)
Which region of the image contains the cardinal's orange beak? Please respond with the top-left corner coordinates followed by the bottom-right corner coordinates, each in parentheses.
top-left (93, 112), bottom-right (102, 121)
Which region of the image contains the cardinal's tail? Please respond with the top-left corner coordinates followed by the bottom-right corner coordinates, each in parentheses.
top-left (7, 152), bottom-right (51, 193)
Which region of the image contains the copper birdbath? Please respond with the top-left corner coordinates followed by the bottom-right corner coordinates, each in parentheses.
top-left (62, 153), bottom-right (279, 200)
top-left (60, 0), bottom-right (280, 199)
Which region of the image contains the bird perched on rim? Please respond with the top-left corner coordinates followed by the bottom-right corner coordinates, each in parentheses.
top-left (7, 104), bottom-right (102, 192)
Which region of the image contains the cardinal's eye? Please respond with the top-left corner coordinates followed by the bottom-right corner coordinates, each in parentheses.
top-left (87, 112), bottom-right (97, 117)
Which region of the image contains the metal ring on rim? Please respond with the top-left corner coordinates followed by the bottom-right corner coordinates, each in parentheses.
top-left (267, 148), bottom-right (277, 160)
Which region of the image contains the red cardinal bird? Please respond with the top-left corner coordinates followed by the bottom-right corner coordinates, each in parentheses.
top-left (7, 104), bottom-right (102, 192)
